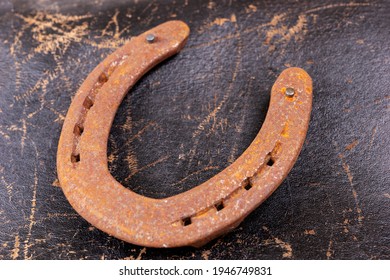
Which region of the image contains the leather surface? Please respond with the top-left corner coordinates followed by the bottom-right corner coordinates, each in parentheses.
top-left (0, 0), bottom-right (389, 259)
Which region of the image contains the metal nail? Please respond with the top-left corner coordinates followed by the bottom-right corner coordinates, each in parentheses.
top-left (285, 87), bottom-right (295, 97)
top-left (146, 34), bottom-right (155, 43)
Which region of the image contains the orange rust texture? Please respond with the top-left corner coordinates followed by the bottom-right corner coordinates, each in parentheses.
top-left (57, 21), bottom-right (313, 248)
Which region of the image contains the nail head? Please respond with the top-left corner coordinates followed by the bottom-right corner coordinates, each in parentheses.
top-left (285, 87), bottom-right (295, 97)
top-left (146, 34), bottom-right (155, 43)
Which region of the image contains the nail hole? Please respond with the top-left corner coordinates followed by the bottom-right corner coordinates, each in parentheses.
top-left (214, 201), bottom-right (225, 211)
top-left (73, 124), bottom-right (84, 136)
top-left (267, 158), bottom-right (275, 166)
top-left (265, 153), bottom-right (275, 166)
top-left (182, 217), bottom-right (192, 226)
top-left (71, 153), bottom-right (80, 163)
top-left (244, 181), bottom-right (252, 191)
top-left (98, 72), bottom-right (108, 84)
top-left (83, 96), bottom-right (94, 109)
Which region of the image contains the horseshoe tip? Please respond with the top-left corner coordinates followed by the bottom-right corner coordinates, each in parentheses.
top-left (278, 67), bottom-right (313, 94)
top-left (159, 20), bottom-right (190, 39)
top-left (283, 67), bottom-right (312, 82)
top-left (174, 20), bottom-right (190, 43)
top-left (149, 20), bottom-right (190, 51)
top-left (167, 20), bottom-right (190, 31)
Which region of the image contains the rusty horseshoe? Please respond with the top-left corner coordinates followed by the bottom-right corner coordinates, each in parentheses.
top-left (57, 20), bottom-right (313, 248)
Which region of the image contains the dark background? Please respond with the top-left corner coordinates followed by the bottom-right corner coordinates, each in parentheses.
top-left (0, 0), bottom-right (389, 259)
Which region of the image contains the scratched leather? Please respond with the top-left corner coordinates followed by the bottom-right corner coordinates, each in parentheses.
top-left (0, 0), bottom-right (389, 259)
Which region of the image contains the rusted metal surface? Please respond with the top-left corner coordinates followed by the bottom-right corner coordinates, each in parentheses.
top-left (57, 20), bottom-right (313, 248)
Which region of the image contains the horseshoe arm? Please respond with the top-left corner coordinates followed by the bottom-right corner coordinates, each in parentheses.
top-left (57, 20), bottom-right (312, 248)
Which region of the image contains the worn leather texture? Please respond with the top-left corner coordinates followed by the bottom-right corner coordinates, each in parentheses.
top-left (0, 0), bottom-right (389, 259)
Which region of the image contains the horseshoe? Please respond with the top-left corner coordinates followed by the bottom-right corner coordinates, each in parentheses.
top-left (57, 20), bottom-right (313, 248)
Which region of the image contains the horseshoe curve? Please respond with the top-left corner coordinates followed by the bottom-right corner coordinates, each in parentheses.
top-left (57, 20), bottom-right (313, 248)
